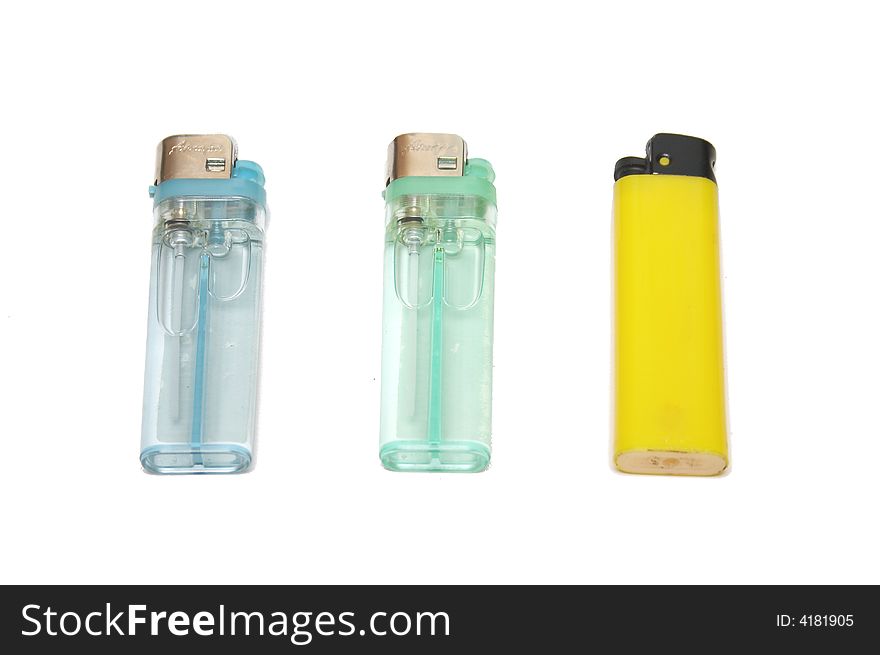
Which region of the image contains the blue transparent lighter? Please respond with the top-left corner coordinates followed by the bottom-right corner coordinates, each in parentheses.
top-left (140, 135), bottom-right (268, 474)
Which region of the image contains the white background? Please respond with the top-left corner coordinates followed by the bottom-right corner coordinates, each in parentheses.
top-left (1, 0), bottom-right (878, 585)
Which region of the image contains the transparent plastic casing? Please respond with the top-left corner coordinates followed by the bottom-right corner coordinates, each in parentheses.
top-left (141, 197), bottom-right (265, 473)
top-left (379, 194), bottom-right (496, 472)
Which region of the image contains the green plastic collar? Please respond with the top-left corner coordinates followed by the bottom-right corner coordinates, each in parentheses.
top-left (383, 158), bottom-right (496, 206)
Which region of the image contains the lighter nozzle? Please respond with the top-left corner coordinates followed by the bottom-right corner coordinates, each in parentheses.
top-left (155, 134), bottom-right (237, 185)
top-left (385, 133), bottom-right (467, 185)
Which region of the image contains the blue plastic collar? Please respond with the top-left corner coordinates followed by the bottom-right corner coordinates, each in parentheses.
top-left (149, 160), bottom-right (266, 207)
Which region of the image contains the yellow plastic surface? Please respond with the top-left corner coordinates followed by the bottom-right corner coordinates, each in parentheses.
top-left (613, 174), bottom-right (728, 476)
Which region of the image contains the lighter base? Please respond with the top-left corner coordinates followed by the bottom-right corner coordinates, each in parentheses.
top-left (141, 444), bottom-right (252, 474)
top-left (616, 450), bottom-right (727, 477)
top-left (380, 440), bottom-right (490, 473)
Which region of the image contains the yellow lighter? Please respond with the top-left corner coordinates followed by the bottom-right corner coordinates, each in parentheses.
top-left (613, 134), bottom-right (728, 476)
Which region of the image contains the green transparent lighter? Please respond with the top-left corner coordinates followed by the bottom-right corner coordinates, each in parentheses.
top-left (379, 133), bottom-right (497, 472)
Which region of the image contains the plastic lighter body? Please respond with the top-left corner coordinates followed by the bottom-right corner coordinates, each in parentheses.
top-left (379, 134), bottom-right (497, 472)
top-left (613, 134), bottom-right (728, 476)
top-left (140, 135), bottom-right (268, 474)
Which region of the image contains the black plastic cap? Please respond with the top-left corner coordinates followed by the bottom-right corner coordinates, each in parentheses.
top-left (614, 133), bottom-right (716, 183)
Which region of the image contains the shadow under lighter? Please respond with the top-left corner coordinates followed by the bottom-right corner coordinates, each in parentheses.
top-left (379, 134), bottom-right (497, 472)
top-left (613, 134), bottom-right (729, 476)
top-left (140, 135), bottom-right (268, 474)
